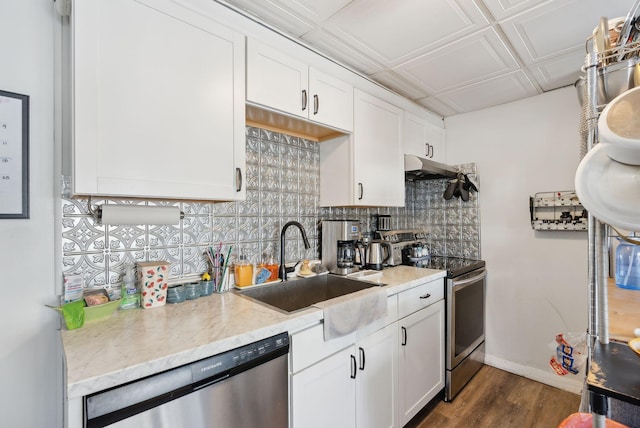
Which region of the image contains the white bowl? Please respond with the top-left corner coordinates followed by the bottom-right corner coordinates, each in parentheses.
top-left (599, 85), bottom-right (640, 165)
top-left (575, 144), bottom-right (640, 231)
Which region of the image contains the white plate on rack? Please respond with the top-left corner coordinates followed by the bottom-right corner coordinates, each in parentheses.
top-left (599, 86), bottom-right (640, 165)
top-left (575, 144), bottom-right (640, 231)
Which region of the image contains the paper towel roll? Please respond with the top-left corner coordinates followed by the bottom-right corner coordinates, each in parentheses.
top-left (100, 205), bottom-right (181, 225)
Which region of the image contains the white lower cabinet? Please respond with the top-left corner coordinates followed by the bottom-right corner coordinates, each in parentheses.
top-left (291, 323), bottom-right (397, 428)
top-left (397, 300), bottom-right (445, 426)
top-left (290, 281), bottom-right (444, 428)
top-left (291, 346), bottom-right (356, 428)
top-left (355, 322), bottom-right (398, 428)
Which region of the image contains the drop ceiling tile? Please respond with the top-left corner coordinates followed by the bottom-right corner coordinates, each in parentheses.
top-left (320, 0), bottom-right (490, 67)
top-left (499, 0), bottom-right (636, 64)
top-left (482, 0), bottom-right (549, 21)
top-left (527, 47), bottom-right (585, 91)
top-left (368, 70), bottom-right (430, 101)
top-left (436, 70), bottom-right (539, 112)
top-left (221, 0), bottom-right (313, 37)
top-left (416, 96), bottom-right (459, 117)
top-left (266, 0), bottom-right (354, 24)
top-left (223, 0), bottom-right (634, 116)
top-left (302, 28), bottom-right (384, 75)
top-left (394, 27), bottom-right (519, 94)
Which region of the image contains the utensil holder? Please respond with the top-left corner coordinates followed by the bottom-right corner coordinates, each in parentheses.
top-left (211, 265), bottom-right (230, 293)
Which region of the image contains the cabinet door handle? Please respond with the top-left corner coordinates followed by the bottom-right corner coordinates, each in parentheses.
top-left (425, 143), bottom-right (429, 157)
top-left (313, 94), bottom-right (319, 115)
top-left (419, 293), bottom-right (431, 299)
top-left (358, 183), bottom-right (363, 200)
top-left (401, 326), bottom-right (407, 346)
top-left (302, 89), bottom-right (308, 111)
top-left (350, 354), bottom-right (357, 379)
top-left (235, 168), bottom-right (242, 192)
top-left (359, 347), bottom-right (365, 371)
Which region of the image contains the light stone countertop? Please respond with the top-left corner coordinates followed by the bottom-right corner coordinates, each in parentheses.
top-left (61, 265), bottom-right (445, 399)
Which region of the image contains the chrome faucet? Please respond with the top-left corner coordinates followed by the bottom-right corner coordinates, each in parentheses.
top-left (279, 221), bottom-right (311, 280)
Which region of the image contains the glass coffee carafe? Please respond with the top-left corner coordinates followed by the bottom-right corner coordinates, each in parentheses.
top-left (336, 240), bottom-right (357, 268)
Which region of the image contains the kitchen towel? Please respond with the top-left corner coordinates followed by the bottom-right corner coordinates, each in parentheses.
top-left (312, 287), bottom-right (387, 341)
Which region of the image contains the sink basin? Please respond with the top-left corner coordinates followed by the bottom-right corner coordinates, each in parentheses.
top-left (235, 274), bottom-right (380, 313)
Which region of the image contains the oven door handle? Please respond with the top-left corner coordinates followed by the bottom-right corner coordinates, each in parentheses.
top-left (452, 268), bottom-right (486, 289)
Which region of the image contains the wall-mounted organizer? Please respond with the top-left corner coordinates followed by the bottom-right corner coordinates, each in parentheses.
top-left (529, 190), bottom-right (588, 231)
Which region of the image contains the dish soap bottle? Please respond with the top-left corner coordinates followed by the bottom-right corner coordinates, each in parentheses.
top-left (263, 248), bottom-right (279, 281)
top-left (120, 264), bottom-right (140, 309)
top-left (234, 248), bottom-right (253, 287)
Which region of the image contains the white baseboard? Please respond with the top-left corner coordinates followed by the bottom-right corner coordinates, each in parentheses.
top-left (484, 353), bottom-right (584, 394)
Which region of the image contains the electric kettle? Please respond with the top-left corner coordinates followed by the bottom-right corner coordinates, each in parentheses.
top-left (366, 241), bottom-right (391, 270)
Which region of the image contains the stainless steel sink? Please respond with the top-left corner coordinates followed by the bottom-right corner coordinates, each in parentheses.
top-left (235, 274), bottom-right (381, 313)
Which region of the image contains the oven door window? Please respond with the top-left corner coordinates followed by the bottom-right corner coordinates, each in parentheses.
top-left (453, 274), bottom-right (485, 359)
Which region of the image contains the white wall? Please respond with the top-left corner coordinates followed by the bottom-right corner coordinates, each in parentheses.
top-left (445, 87), bottom-right (588, 392)
top-left (0, 1), bottom-right (60, 426)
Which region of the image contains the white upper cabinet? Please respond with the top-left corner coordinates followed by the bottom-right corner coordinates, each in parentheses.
top-left (320, 89), bottom-right (404, 207)
top-left (246, 40), bottom-right (309, 119)
top-left (247, 39), bottom-right (353, 133)
top-left (66, 0), bottom-right (246, 200)
top-left (404, 111), bottom-right (446, 163)
top-left (309, 68), bottom-right (354, 132)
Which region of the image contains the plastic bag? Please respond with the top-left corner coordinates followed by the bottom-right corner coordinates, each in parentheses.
top-left (549, 333), bottom-right (586, 376)
top-left (47, 299), bottom-right (85, 330)
top-left (558, 413), bottom-right (629, 428)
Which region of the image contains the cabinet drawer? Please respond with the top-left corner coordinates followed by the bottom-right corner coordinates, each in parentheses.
top-left (398, 279), bottom-right (444, 319)
top-left (290, 323), bottom-right (355, 374)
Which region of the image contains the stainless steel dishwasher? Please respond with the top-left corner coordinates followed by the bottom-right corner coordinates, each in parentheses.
top-left (85, 332), bottom-right (289, 428)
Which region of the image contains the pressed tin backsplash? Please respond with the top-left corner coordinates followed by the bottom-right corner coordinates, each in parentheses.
top-left (61, 126), bottom-right (480, 287)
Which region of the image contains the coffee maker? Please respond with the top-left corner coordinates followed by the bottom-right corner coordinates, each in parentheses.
top-left (321, 220), bottom-right (361, 275)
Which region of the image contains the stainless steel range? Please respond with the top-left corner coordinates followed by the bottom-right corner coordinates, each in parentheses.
top-left (411, 256), bottom-right (486, 401)
top-left (379, 229), bottom-right (486, 402)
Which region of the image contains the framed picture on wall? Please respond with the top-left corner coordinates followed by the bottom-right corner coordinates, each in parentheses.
top-left (0, 90), bottom-right (29, 219)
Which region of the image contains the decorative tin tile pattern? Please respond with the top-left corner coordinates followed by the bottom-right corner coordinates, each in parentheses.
top-left (60, 126), bottom-right (481, 287)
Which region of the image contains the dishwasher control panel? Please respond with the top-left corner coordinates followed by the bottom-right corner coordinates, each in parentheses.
top-left (191, 332), bottom-right (289, 383)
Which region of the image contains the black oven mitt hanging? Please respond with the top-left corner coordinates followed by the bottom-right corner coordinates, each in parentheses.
top-left (443, 178), bottom-right (457, 200)
top-left (463, 174), bottom-right (478, 193)
top-left (443, 173), bottom-right (478, 201)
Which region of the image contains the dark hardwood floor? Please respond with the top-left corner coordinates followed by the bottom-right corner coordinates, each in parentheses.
top-left (406, 365), bottom-right (582, 428)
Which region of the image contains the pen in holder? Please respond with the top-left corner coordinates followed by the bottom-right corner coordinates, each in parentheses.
top-left (204, 244), bottom-right (233, 293)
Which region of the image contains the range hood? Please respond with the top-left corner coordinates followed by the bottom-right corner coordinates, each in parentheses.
top-left (404, 154), bottom-right (458, 181)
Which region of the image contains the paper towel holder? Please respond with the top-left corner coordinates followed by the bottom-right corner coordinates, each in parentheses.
top-left (87, 196), bottom-right (185, 225)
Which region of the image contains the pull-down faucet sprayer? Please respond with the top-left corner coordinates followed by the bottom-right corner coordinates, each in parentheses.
top-left (279, 221), bottom-right (311, 280)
